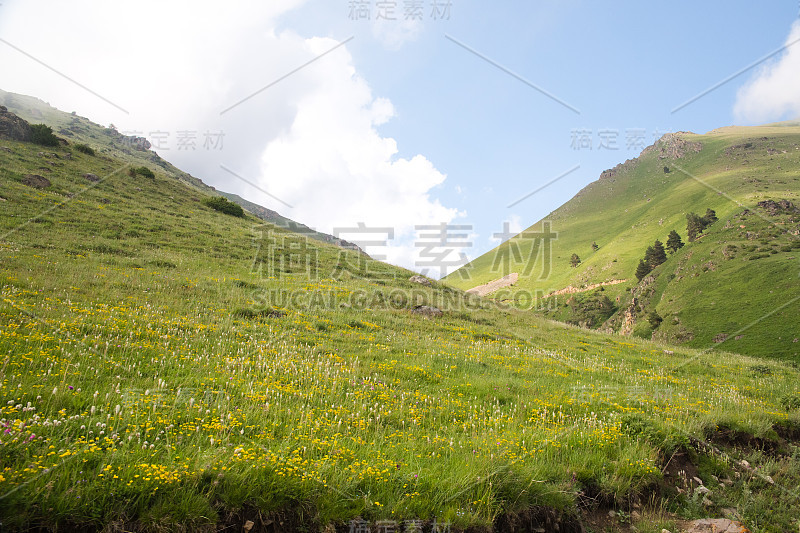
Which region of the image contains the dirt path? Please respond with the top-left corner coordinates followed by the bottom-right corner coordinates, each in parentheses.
top-left (466, 273), bottom-right (519, 297)
top-left (467, 275), bottom-right (628, 298)
top-left (544, 279), bottom-right (628, 298)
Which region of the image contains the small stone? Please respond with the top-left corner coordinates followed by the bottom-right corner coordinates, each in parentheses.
top-left (243, 520), bottom-right (254, 532)
top-left (702, 496), bottom-right (713, 506)
top-left (608, 510), bottom-right (616, 518)
top-left (692, 476), bottom-right (703, 485)
top-left (695, 486), bottom-right (710, 495)
top-left (764, 475), bottom-right (775, 485)
top-left (409, 275), bottom-right (432, 286)
top-left (661, 529), bottom-right (672, 533)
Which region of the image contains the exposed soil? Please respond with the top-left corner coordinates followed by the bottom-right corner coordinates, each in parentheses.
top-left (544, 279), bottom-right (628, 299)
top-left (467, 273), bottom-right (519, 297)
top-left (710, 424), bottom-right (797, 458)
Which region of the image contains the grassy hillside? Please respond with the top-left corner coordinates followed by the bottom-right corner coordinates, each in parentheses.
top-left (0, 89), bottom-right (350, 252)
top-left (2, 103), bottom-right (800, 532)
top-left (446, 128), bottom-right (800, 361)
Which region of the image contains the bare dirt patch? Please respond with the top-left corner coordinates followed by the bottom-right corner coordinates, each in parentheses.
top-left (467, 273), bottom-right (519, 297)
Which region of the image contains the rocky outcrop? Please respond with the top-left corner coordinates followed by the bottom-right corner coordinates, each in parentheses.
top-left (409, 275), bottom-right (433, 287)
top-left (22, 174), bottom-right (51, 189)
top-left (757, 198), bottom-right (799, 215)
top-left (618, 297), bottom-right (638, 336)
top-left (599, 158), bottom-right (639, 181)
top-left (0, 105), bottom-right (32, 142)
top-left (642, 132), bottom-right (702, 160)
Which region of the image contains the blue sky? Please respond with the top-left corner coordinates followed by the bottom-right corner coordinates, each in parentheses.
top-left (1, 1), bottom-right (799, 277)
top-left (288, 0), bottom-right (799, 243)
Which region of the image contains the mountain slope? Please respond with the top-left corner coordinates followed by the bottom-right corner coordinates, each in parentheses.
top-left (0, 88), bottom-right (353, 251)
top-left (2, 100), bottom-right (800, 531)
top-left (446, 127), bottom-right (800, 361)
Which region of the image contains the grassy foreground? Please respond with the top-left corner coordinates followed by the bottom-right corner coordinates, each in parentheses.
top-left (1, 128), bottom-right (800, 531)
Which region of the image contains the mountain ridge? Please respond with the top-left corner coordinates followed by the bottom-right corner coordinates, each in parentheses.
top-left (447, 124), bottom-right (800, 360)
top-left (0, 88), bottom-right (357, 252)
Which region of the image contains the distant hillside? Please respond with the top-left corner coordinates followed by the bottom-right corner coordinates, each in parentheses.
top-left (217, 190), bottom-right (365, 254)
top-left (447, 127), bottom-right (800, 361)
top-left (0, 88), bottom-right (356, 252)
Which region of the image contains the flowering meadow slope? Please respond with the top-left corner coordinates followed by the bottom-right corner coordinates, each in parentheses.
top-left (1, 112), bottom-right (800, 531)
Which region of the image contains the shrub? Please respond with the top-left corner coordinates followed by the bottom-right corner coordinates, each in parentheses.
top-left (632, 322), bottom-right (653, 340)
top-left (132, 166), bottom-right (155, 179)
top-left (647, 310), bottom-right (663, 328)
top-left (566, 292), bottom-right (615, 328)
top-left (203, 196), bottom-right (244, 217)
top-left (74, 143), bottom-right (95, 156)
top-left (30, 124), bottom-right (59, 147)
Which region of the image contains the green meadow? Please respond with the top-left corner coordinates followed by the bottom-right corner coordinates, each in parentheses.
top-left (1, 95), bottom-right (800, 531)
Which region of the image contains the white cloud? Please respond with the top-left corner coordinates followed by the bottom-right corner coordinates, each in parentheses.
top-left (0, 0), bottom-right (459, 273)
top-left (734, 21), bottom-right (800, 124)
top-left (257, 35), bottom-right (460, 274)
top-left (371, 17), bottom-right (424, 50)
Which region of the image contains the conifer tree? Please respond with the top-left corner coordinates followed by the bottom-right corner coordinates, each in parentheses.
top-left (650, 240), bottom-right (667, 267)
top-left (635, 259), bottom-right (651, 281)
top-left (703, 208), bottom-right (718, 226)
top-left (666, 230), bottom-right (684, 253)
top-left (686, 212), bottom-right (704, 242)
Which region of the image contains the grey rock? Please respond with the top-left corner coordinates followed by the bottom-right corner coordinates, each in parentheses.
top-left (411, 305), bottom-right (443, 318)
top-left (685, 518), bottom-right (746, 533)
top-left (409, 275), bottom-right (433, 286)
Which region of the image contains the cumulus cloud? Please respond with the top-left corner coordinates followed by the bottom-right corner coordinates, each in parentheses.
top-left (734, 21), bottom-right (800, 124)
top-left (258, 36), bottom-right (458, 241)
top-left (0, 0), bottom-right (460, 274)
